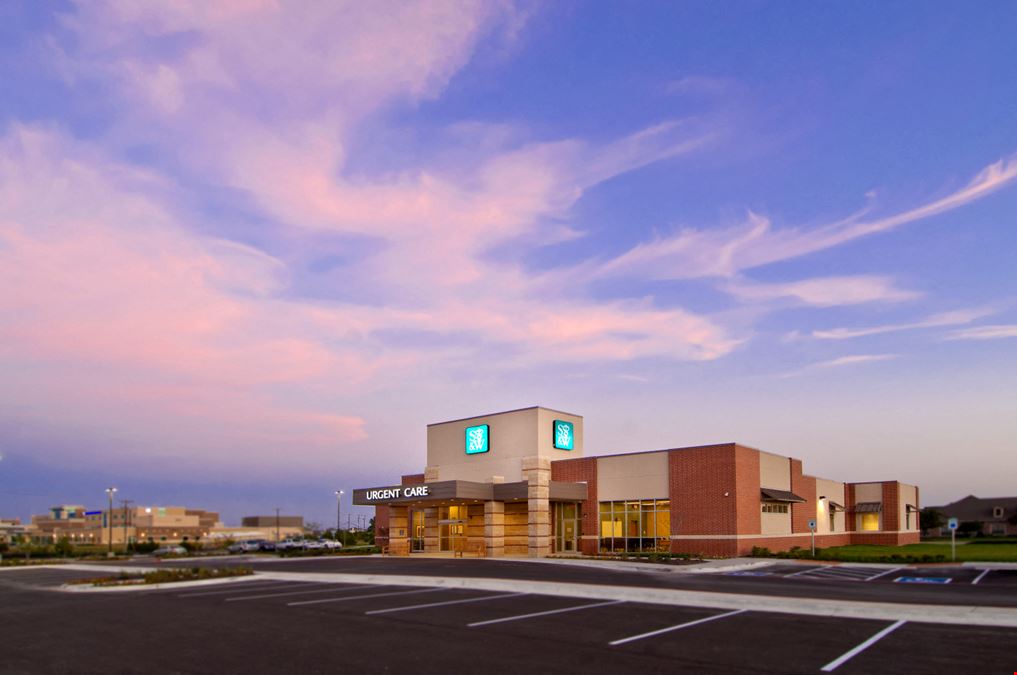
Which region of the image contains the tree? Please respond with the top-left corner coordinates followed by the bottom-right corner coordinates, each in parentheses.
top-left (919, 508), bottom-right (945, 532)
top-left (957, 521), bottom-right (982, 536)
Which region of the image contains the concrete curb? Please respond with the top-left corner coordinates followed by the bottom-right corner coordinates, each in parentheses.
top-left (61, 574), bottom-right (264, 593)
top-left (235, 571), bottom-right (1017, 628)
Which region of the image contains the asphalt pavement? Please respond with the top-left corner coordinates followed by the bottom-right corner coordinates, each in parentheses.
top-left (2, 557), bottom-right (1015, 674)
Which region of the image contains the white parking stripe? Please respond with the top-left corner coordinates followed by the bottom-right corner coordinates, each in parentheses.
top-left (608, 609), bottom-right (747, 646)
top-left (225, 584), bottom-right (378, 602)
top-left (178, 582), bottom-right (306, 598)
top-left (468, 600), bottom-right (625, 627)
top-left (288, 587), bottom-right (445, 607)
top-left (971, 569), bottom-right (990, 585)
top-left (785, 567), bottom-right (820, 578)
top-left (864, 567), bottom-right (903, 582)
top-left (365, 592), bottom-right (526, 615)
top-left (820, 620), bottom-right (906, 672)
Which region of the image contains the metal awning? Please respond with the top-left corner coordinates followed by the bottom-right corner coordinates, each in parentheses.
top-left (854, 502), bottom-right (882, 513)
top-left (760, 488), bottom-right (806, 503)
top-left (828, 501), bottom-right (845, 512)
top-left (905, 504), bottom-right (919, 512)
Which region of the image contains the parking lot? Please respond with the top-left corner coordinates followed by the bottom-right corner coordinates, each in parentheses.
top-left (2, 563), bottom-right (1016, 674)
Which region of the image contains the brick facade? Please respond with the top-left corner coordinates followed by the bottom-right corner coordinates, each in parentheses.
top-left (551, 457), bottom-right (598, 555)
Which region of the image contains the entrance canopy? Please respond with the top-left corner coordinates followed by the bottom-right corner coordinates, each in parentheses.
top-left (353, 479), bottom-right (587, 507)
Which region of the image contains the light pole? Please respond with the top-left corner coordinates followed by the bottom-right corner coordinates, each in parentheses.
top-left (334, 490), bottom-right (344, 545)
top-left (104, 487), bottom-right (117, 555)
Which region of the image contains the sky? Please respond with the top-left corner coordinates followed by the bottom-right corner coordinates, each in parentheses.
top-left (1, 1), bottom-right (1015, 527)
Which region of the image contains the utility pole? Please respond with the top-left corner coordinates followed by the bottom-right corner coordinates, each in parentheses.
top-left (334, 490), bottom-right (344, 545)
top-left (104, 487), bottom-right (117, 555)
top-left (120, 499), bottom-right (133, 553)
top-left (275, 507), bottom-right (281, 543)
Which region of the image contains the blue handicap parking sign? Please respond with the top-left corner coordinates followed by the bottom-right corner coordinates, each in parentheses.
top-left (894, 576), bottom-right (952, 584)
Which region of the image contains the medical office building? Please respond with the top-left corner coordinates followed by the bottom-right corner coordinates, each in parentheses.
top-left (356, 407), bottom-right (920, 558)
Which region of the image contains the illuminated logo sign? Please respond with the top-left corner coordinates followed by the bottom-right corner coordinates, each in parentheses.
top-left (364, 485), bottom-right (430, 501)
top-left (553, 420), bottom-right (574, 450)
top-left (465, 424), bottom-right (490, 454)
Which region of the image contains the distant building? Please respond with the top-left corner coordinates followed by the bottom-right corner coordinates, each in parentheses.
top-left (242, 515), bottom-right (304, 529)
top-left (0, 518), bottom-right (26, 544)
top-left (926, 495), bottom-right (1017, 536)
top-left (25, 505), bottom-right (223, 545)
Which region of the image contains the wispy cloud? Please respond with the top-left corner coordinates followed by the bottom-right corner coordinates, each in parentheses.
top-left (593, 156), bottom-right (1017, 282)
top-left (780, 353), bottom-right (899, 378)
top-left (945, 324), bottom-right (1017, 341)
top-left (810, 308), bottom-right (993, 340)
top-left (725, 275), bottom-right (921, 307)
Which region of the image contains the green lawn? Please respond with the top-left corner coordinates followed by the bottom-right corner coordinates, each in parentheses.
top-left (816, 543), bottom-right (1017, 563)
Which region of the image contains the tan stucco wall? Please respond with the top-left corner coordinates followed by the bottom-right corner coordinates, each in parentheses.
top-left (853, 482), bottom-right (882, 503)
top-left (426, 407), bottom-right (583, 483)
top-left (597, 452), bottom-right (669, 501)
top-left (899, 483), bottom-right (919, 531)
top-left (759, 451), bottom-right (791, 490)
top-left (814, 478), bottom-right (846, 534)
top-left (761, 511), bottom-right (791, 535)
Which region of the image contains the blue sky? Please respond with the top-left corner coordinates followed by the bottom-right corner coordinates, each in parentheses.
top-left (1, 1), bottom-right (1015, 526)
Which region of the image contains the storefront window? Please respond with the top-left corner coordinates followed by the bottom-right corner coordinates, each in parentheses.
top-left (860, 513), bottom-right (879, 531)
top-left (599, 500), bottom-right (670, 553)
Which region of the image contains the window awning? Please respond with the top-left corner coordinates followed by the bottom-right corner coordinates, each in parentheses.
top-left (905, 504), bottom-right (919, 512)
top-left (760, 488), bottom-right (806, 503)
top-left (854, 502), bottom-right (882, 513)
top-left (828, 501), bottom-right (845, 512)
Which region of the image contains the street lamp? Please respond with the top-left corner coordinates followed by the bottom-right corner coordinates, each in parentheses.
top-left (104, 487), bottom-right (117, 555)
top-left (334, 490), bottom-right (344, 545)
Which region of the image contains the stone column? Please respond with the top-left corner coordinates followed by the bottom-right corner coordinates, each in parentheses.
top-left (387, 505), bottom-right (409, 555)
top-left (522, 456), bottom-right (551, 557)
top-left (484, 501), bottom-right (505, 558)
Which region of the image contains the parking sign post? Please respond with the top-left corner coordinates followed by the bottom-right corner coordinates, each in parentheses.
top-left (808, 519), bottom-right (817, 557)
top-left (948, 517), bottom-right (958, 562)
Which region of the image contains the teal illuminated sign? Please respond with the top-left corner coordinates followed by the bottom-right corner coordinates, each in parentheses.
top-left (553, 420), bottom-right (574, 450)
top-left (465, 424), bottom-right (489, 454)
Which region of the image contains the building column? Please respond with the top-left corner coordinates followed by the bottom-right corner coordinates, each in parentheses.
top-left (387, 505), bottom-right (409, 555)
top-left (522, 456), bottom-right (551, 557)
top-left (484, 501), bottom-right (505, 558)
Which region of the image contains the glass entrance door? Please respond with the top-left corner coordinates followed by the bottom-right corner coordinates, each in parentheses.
top-left (554, 502), bottom-right (581, 553)
top-left (410, 510), bottom-right (425, 552)
top-left (438, 505), bottom-right (467, 552)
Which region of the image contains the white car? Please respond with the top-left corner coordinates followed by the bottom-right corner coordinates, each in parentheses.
top-left (276, 538), bottom-right (306, 551)
top-left (320, 539), bottom-right (343, 550)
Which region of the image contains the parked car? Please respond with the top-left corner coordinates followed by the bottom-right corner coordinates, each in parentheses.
top-left (258, 541), bottom-right (276, 552)
top-left (320, 539), bottom-right (343, 550)
top-left (276, 538), bottom-right (306, 551)
top-left (228, 539), bottom-right (265, 554)
top-left (151, 545), bottom-right (187, 556)
top-left (304, 539), bottom-right (325, 550)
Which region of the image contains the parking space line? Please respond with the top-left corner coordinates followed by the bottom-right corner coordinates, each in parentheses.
top-left (785, 567), bottom-right (819, 578)
top-left (178, 582), bottom-right (304, 598)
top-left (288, 587), bottom-right (445, 607)
top-left (365, 592), bottom-right (526, 615)
top-left (971, 569), bottom-right (990, 585)
top-left (468, 599), bottom-right (625, 627)
top-left (864, 567), bottom-right (902, 582)
top-left (819, 620), bottom-right (905, 672)
top-left (608, 609), bottom-right (747, 646)
top-left (225, 584), bottom-right (379, 602)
